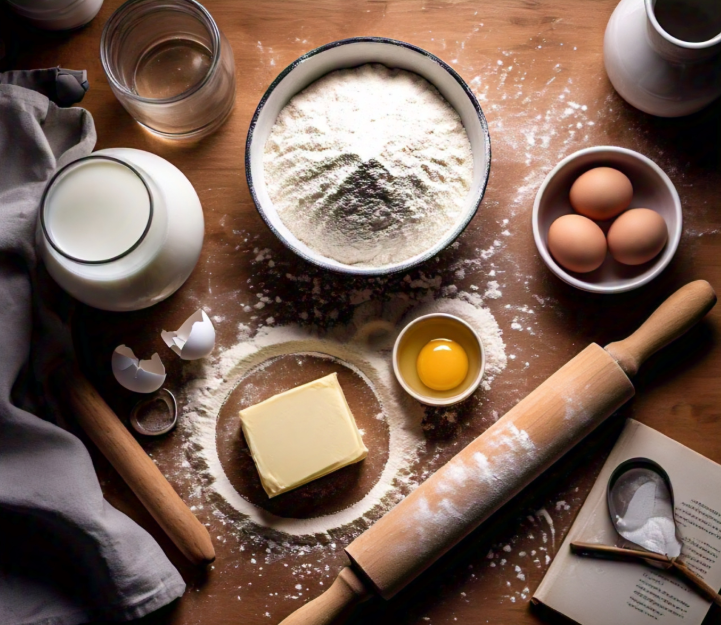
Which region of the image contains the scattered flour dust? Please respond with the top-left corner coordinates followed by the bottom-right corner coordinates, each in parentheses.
top-left (179, 295), bottom-right (506, 541)
top-left (535, 507), bottom-right (556, 548)
top-left (263, 64), bottom-right (474, 267)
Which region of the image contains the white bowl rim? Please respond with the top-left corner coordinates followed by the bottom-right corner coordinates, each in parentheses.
top-left (245, 36), bottom-right (492, 276)
top-left (392, 312), bottom-right (486, 407)
top-left (532, 145), bottom-right (683, 294)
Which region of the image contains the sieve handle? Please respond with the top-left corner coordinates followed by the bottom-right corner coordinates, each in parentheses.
top-left (672, 560), bottom-right (721, 608)
top-left (572, 542), bottom-right (721, 607)
top-left (571, 542), bottom-right (669, 563)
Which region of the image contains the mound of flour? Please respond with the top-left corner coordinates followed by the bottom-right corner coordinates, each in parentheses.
top-left (263, 64), bottom-right (473, 267)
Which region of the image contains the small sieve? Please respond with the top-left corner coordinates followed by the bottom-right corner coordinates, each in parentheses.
top-left (129, 388), bottom-right (178, 436)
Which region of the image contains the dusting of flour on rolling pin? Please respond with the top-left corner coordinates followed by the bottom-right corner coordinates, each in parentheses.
top-left (262, 64), bottom-right (473, 267)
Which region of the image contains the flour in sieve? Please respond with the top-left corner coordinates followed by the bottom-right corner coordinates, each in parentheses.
top-left (263, 64), bottom-right (473, 267)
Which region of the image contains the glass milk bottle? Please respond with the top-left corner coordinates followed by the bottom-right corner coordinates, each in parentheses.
top-left (38, 148), bottom-right (204, 311)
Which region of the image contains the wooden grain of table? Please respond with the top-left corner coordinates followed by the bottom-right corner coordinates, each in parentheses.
top-left (3, 1), bottom-right (721, 623)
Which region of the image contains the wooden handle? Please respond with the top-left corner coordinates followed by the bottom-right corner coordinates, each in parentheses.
top-left (278, 567), bottom-right (371, 625)
top-left (605, 280), bottom-right (716, 377)
top-left (53, 365), bottom-right (215, 565)
top-left (572, 542), bottom-right (721, 607)
top-left (570, 541), bottom-right (669, 564)
top-left (672, 560), bottom-right (721, 607)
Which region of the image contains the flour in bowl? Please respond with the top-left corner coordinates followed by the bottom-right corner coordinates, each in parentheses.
top-left (262, 64), bottom-right (474, 267)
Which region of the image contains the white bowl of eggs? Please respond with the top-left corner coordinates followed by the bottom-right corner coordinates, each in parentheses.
top-left (532, 146), bottom-right (682, 294)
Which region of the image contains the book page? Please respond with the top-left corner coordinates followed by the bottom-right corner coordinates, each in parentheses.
top-left (533, 420), bottom-right (721, 625)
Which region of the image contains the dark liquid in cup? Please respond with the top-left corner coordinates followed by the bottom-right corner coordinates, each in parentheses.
top-left (654, 0), bottom-right (721, 43)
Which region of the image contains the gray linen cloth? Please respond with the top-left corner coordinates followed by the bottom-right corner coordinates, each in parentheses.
top-left (0, 68), bottom-right (89, 107)
top-left (0, 73), bottom-right (186, 624)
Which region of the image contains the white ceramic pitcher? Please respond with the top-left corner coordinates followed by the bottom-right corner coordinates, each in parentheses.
top-left (604, 0), bottom-right (721, 117)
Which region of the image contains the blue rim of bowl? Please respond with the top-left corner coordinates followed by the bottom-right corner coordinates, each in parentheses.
top-left (531, 146), bottom-right (683, 294)
top-left (244, 36), bottom-right (492, 276)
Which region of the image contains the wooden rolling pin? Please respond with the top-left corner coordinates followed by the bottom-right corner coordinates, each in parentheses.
top-left (279, 280), bottom-right (716, 625)
top-left (52, 364), bottom-right (215, 565)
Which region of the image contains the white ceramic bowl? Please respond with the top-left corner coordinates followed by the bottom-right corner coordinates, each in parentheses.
top-left (245, 37), bottom-right (491, 276)
top-left (532, 146), bottom-right (682, 294)
top-left (392, 313), bottom-right (485, 407)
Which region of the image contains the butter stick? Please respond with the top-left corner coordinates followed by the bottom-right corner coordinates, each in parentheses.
top-left (239, 373), bottom-right (368, 498)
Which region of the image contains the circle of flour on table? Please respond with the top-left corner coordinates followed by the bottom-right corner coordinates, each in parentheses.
top-left (180, 297), bottom-right (506, 538)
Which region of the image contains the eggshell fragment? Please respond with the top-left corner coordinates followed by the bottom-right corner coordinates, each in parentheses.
top-left (112, 345), bottom-right (166, 393)
top-left (608, 208), bottom-right (668, 266)
top-left (161, 309), bottom-right (215, 360)
top-left (548, 214), bottom-right (607, 273)
top-left (570, 167), bottom-right (633, 221)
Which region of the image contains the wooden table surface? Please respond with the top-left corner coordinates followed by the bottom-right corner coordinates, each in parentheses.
top-left (4, 1), bottom-right (721, 624)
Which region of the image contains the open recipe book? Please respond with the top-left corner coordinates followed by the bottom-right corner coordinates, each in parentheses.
top-left (533, 419), bottom-right (721, 625)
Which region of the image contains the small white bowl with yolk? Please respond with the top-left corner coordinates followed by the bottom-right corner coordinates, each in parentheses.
top-left (392, 313), bottom-right (485, 406)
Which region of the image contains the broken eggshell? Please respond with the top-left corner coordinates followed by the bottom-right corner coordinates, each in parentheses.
top-left (112, 345), bottom-right (166, 393)
top-left (161, 309), bottom-right (215, 360)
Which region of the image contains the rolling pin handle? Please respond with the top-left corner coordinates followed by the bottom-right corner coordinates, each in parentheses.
top-left (278, 567), bottom-right (372, 625)
top-left (55, 365), bottom-right (215, 565)
top-left (605, 280), bottom-right (716, 377)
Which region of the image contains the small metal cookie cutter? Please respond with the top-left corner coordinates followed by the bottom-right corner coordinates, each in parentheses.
top-left (129, 388), bottom-right (178, 436)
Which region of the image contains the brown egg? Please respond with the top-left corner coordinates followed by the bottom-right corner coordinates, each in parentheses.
top-left (569, 167), bottom-right (633, 220)
top-left (607, 208), bottom-right (668, 266)
top-left (547, 214), bottom-right (607, 273)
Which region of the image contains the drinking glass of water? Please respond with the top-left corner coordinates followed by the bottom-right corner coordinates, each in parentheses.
top-left (100, 0), bottom-right (235, 139)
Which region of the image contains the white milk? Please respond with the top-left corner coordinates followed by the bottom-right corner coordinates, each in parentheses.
top-left (38, 148), bottom-right (205, 311)
top-left (45, 159), bottom-right (151, 262)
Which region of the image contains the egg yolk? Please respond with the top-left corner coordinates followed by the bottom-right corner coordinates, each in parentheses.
top-left (416, 339), bottom-right (469, 391)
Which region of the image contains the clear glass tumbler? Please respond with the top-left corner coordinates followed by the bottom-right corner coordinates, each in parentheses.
top-left (100, 0), bottom-right (235, 139)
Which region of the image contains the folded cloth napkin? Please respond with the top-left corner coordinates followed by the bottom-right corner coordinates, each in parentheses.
top-left (0, 72), bottom-right (185, 625)
top-left (0, 67), bottom-right (89, 107)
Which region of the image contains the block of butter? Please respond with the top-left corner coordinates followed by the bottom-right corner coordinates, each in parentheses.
top-left (239, 372), bottom-right (368, 498)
